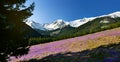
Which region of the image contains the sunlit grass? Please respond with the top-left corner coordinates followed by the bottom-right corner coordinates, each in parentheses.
top-left (68, 36), bottom-right (120, 52)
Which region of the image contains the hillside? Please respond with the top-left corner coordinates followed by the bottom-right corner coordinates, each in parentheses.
top-left (20, 22), bottom-right (42, 38)
top-left (9, 27), bottom-right (120, 62)
top-left (51, 17), bottom-right (120, 37)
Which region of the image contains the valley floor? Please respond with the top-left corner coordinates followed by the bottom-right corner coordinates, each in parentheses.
top-left (9, 27), bottom-right (120, 62)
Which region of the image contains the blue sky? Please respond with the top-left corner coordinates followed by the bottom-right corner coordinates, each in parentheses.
top-left (26, 0), bottom-right (120, 24)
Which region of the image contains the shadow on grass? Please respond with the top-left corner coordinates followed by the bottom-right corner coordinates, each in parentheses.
top-left (25, 43), bottom-right (120, 62)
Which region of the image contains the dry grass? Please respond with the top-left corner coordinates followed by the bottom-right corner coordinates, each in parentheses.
top-left (68, 36), bottom-right (120, 52)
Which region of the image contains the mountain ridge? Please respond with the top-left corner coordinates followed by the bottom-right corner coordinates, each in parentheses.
top-left (25, 11), bottom-right (120, 31)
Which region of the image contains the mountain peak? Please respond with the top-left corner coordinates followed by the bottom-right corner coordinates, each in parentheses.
top-left (43, 19), bottom-right (68, 30)
top-left (53, 19), bottom-right (65, 25)
top-left (25, 20), bottom-right (45, 30)
top-left (54, 19), bottom-right (64, 23)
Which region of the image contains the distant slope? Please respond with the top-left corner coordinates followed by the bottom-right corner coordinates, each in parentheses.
top-left (51, 17), bottom-right (120, 37)
top-left (9, 27), bottom-right (120, 62)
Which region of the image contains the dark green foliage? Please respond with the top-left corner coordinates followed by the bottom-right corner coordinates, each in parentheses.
top-left (0, 0), bottom-right (37, 62)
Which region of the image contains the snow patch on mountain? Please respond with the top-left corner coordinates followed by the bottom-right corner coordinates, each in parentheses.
top-left (107, 11), bottom-right (120, 18)
top-left (69, 17), bottom-right (96, 27)
top-left (25, 20), bottom-right (45, 30)
top-left (98, 11), bottom-right (120, 18)
top-left (43, 19), bottom-right (69, 30)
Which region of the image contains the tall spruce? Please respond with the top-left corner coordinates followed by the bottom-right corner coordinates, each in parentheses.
top-left (0, 0), bottom-right (34, 61)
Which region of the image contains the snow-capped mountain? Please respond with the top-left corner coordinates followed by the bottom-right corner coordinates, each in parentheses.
top-left (25, 11), bottom-right (120, 31)
top-left (69, 11), bottom-right (120, 27)
top-left (25, 20), bottom-right (45, 30)
top-left (43, 19), bottom-right (69, 30)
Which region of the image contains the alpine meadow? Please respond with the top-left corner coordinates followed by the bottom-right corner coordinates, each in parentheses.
top-left (1, 0), bottom-right (120, 62)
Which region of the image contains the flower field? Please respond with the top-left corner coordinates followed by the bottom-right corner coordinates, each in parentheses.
top-left (9, 27), bottom-right (120, 62)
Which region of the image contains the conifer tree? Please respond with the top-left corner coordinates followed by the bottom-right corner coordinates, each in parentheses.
top-left (0, 0), bottom-right (34, 61)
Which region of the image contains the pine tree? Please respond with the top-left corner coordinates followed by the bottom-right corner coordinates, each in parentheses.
top-left (0, 0), bottom-right (34, 61)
